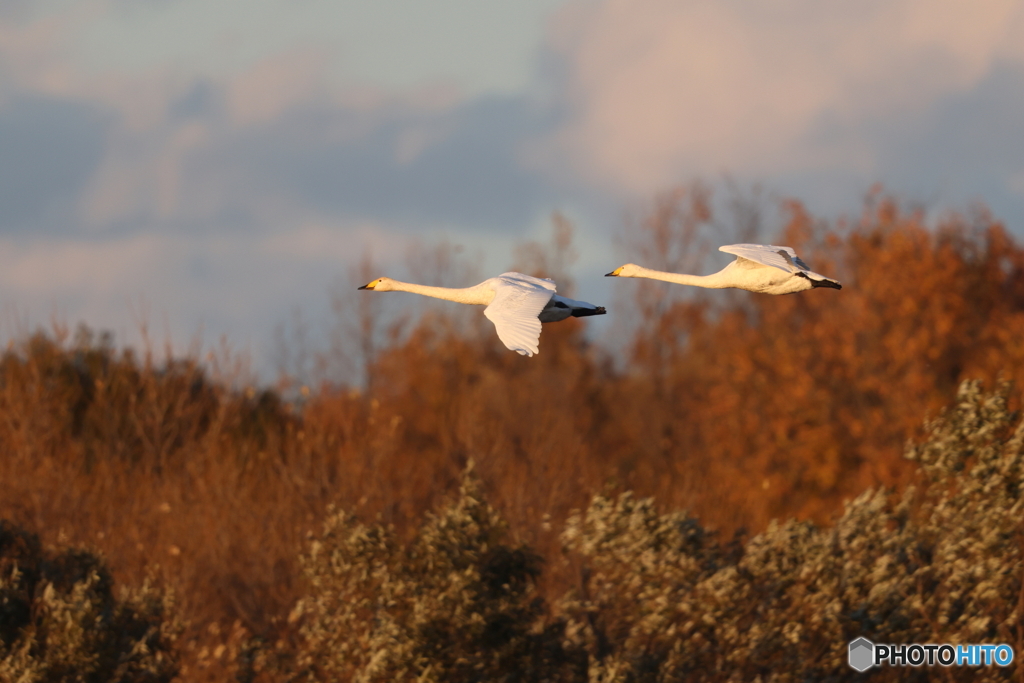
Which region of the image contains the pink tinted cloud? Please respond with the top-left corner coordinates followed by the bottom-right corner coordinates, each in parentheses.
top-left (544, 0), bottom-right (1024, 194)
top-left (0, 3), bottom-right (91, 99)
top-left (226, 47), bottom-right (331, 127)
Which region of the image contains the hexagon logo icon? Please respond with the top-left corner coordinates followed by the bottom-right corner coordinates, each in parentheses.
top-left (849, 637), bottom-right (874, 672)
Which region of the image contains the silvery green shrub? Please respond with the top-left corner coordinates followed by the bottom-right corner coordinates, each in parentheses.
top-left (560, 380), bottom-right (1022, 682)
top-left (0, 522), bottom-right (181, 683)
top-left (292, 465), bottom-right (584, 682)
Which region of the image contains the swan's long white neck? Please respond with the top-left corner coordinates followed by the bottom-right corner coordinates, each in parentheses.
top-left (628, 265), bottom-right (732, 289)
top-left (384, 280), bottom-right (495, 305)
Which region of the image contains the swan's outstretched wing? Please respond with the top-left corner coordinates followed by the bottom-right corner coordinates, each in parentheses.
top-left (483, 273), bottom-right (557, 357)
top-left (720, 243), bottom-right (817, 274)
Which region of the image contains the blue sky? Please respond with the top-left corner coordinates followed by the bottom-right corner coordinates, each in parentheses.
top-left (2, 0), bottom-right (1023, 380)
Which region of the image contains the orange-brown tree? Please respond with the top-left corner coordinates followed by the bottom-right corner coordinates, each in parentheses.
top-left (611, 189), bottom-right (1024, 530)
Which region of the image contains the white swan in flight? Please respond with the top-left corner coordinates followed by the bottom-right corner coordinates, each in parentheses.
top-left (606, 244), bottom-right (841, 295)
top-left (358, 272), bottom-right (606, 356)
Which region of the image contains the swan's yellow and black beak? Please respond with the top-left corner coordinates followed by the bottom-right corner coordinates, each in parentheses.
top-left (358, 279), bottom-right (380, 290)
top-left (605, 266), bottom-right (624, 277)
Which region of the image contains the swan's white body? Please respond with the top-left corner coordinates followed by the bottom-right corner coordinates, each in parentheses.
top-left (606, 244), bottom-right (841, 295)
top-left (359, 272), bottom-right (605, 356)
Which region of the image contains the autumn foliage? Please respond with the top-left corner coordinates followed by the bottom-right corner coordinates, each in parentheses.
top-left (612, 191), bottom-right (1024, 528)
top-left (2, 188), bottom-right (1024, 679)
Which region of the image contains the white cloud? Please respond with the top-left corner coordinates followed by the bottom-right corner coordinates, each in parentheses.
top-left (0, 220), bottom-right (419, 375)
top-left (544, 0), bottom-right (1024, 194)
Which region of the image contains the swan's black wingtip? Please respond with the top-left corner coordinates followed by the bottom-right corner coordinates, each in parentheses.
top-left (811, 279), bottom-right (842, 290)
top-left (571, 306), bottom-right (607, 318)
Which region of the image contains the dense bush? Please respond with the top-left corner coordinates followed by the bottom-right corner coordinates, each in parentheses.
top-left (0, 521), bottom-right (182, 682)
top-left (284, 380), bottom-right (1022, 682)
top-left (558, 379), bottom-right (1022, 681)
top-left (291, 465), bottom-right (583, 682)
